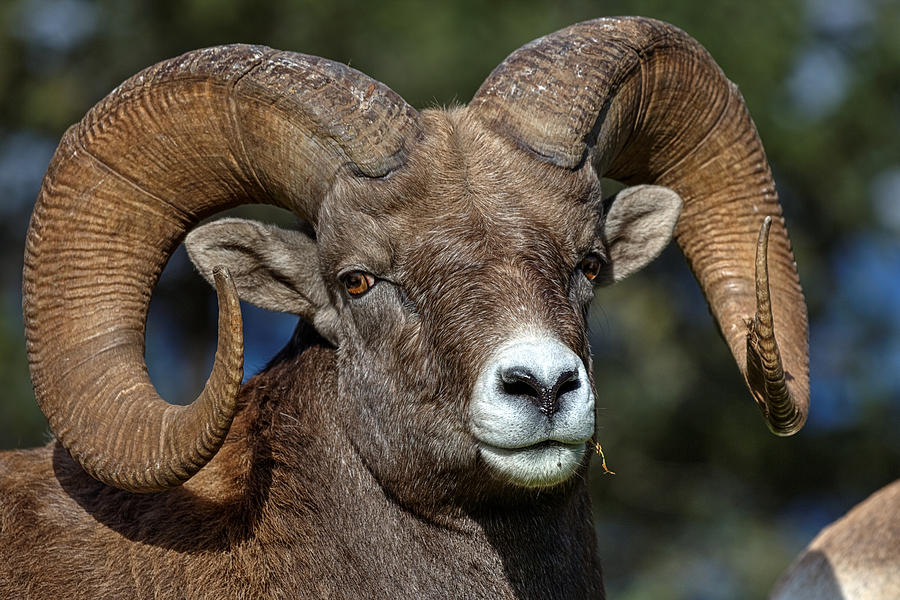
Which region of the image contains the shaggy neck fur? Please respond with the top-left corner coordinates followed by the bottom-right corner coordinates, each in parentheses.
top-left (0, 323), bottom-right (603, 599)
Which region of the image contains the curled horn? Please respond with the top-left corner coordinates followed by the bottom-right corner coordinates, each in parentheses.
top-left (25, 45), bottom-right (421, 492)
top-left (470, 17), bottom-right (809, 434)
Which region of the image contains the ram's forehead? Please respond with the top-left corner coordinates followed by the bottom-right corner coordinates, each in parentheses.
top-left (321, 107), bottom-right (603, 265)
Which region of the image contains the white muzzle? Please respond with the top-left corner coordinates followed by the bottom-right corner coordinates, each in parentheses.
top-left (469, 333), bottom-right (595, 487)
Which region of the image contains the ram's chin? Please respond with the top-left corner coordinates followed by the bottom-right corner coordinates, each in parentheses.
top-left (479, 442), bottom-right (587, 488)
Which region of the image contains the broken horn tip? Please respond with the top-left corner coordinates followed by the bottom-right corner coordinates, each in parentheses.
top-left (770, 418), bottom-right (805, 437)
top-left (758, 216), bottom-right (772, 241)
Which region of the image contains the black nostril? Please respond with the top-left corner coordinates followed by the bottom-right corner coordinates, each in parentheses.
top-left (501, 367), bottom-right (542, 399)
top-left (500, 366), bottom-right (579, 417)
top-left (553, 370), bottom-right (580, 399)
top-left (502, 379), bottom-right (540, 399)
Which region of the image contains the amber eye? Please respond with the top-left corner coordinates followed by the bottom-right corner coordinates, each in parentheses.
top-left (341, 271), bottom-right (375, 297)
top-left (578, 253), bottom-right (605, 282)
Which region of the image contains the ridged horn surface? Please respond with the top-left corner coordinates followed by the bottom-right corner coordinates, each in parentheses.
top-left (25, 44), bottom-right (421, 492)
top-left (470, 17), bottom-right (808, 434)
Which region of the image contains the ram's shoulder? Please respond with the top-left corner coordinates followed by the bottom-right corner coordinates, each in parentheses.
top-left (771, 480), bottom-right (900, 600)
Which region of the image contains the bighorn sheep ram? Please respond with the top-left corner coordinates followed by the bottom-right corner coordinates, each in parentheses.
top-left (771, 479), bottom-right (900, 599)
top-left (0, 17), bottom-right (809, 599)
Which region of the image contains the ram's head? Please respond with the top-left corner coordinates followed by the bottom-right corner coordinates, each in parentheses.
top-left (25, 18), bottom-right (808, 501)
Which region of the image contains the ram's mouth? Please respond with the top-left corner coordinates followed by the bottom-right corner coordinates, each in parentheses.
top-left (477, 439), bottom-right (588, 488)
top-left (479, 438), bottom-right (582, 452)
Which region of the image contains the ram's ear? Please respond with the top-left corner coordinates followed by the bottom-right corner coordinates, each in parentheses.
top-left (597, 185), bottom-right (682, 285)
top-left (185, 218), bottom-right (340, 344)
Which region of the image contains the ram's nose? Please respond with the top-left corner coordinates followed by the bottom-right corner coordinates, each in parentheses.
top-left (470, 334), bottom-right (594, 448)
top-left (499, 363), bottom-right (581, 418)
top-left (469, 334), bottom-right (595, 487)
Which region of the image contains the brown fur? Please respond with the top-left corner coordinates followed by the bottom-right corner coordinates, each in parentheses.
top-left (3, 15), bottom-right (803, 594)
top-left (1, 323), bottom-right (602, 599)
top-left (770, 480), bottom-right (900, 599)
top-left (1, 110), bottom-right (607, 598)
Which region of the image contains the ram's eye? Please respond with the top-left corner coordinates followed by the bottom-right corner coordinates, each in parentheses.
top-left (341, 271), bottom-right (375, 297)
top-left (578, 254), bottom-right (605, 282)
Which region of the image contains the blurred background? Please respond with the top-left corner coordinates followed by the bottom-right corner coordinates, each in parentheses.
top-left (1, 0), bottom-right (898, 597)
